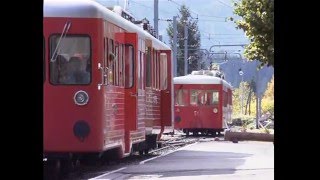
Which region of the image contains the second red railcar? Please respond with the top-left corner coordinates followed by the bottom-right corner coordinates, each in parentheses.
top-left (174, 70), bottom-right (232, 136)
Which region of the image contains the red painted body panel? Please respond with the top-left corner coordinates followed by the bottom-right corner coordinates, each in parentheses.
top-left (44, 17), bottom-right (125, 153)
top-left (145, 88), bottom-right (161, 127)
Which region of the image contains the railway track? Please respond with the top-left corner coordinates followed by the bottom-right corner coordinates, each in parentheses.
top-left (44, 134), bottom-right (192, 180)
top-left (45, 133), bottom-right (223, 180)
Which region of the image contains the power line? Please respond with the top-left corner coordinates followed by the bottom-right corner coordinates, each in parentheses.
top-left (202, 37), bottom-right (248, 44)
top-left (130, 0), bottom-right (176, 16)
top-left (199, 31), bottom-right (245, 36)
top-left (209, 42), bottom-right (248, 44)
top-left (130, 0), bottom-right (153, 9)
top-left (167, 0), bottom-right (181, 7)
top-left (207, 36), bottom-right (247, 39)
top-left (216, 0), bottom-right (233, 9)
top-left (168, 0), bottom-right (199, 19)
top-left (202, 34), bottom-right (246, 37)
top-left (198, 19), bottom-right (227, 22)
top-left (126, 0), bottom-right (243, 48)
top-left (198, 32), bottom-right (246, 37)
top-left (197, 14), bottom-right (229, 19)
top-left (208, 33), bottom-right (245, 35)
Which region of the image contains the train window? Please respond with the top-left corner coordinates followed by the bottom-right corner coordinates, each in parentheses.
top-left (208, 90), bottom-right (219, 105)
top-left (175, 89), bottom-right (188, 106)
top-left (137, 51), bottom-right (141, 89)
top-left (119, 44), bottom-right (124, 87)
top-left (160, 53), bottom-right (167, 90)
top-left (156, 52), bottom-right (159, 89)
top-left (49, 35), bottom-right (91, 85)
top-left (223, 91), bottom-right (228, 107)
top-left (43, 36), bottom-right (45, 83)
top-left (146, 47), bottom-right (151, 87)
top-left (140, 51), bottom-right (145, 90)
top-left (197, 90), bottom-right (207, 106)
top-left (104, 38), bottom-right (108, 85)
top-left (153, 49), bottom-right (156, 89)
top-left (190, 90), bottom-right (199, 106)
top-left (229, 91), bottom-right (232, 105)
top-left (125, 45), bottom-right (134, 88)
top-left (115, 42), bottom-right (119, 86)
top-left (108, 39), bottom-right (114, 85)
top-left (190, 90), bottom-right (219, 106)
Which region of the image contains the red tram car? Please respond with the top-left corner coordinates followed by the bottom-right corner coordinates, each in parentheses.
top-left (43, 0), bottom-right (173, 167)
top-left (174, 70), bottom-right (232, 136)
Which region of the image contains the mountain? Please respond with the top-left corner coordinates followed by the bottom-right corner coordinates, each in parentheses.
top-left (220, 59), bottom-right (274, 96)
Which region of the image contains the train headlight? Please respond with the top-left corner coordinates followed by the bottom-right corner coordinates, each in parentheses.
top-left (74, 90), bottom-right (89, 105)
top-left (73, 120), bottom-right (90, 141)
top-left (213, 108), bottom-right (218, 113)
top-left (175, 116), bottom-right (181, 123)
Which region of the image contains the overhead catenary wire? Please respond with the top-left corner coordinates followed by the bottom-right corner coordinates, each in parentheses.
top-left (110, 0), bottom-right (247, 49)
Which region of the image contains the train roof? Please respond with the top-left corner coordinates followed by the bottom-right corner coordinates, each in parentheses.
top-left (44, 0), bottom-right (171, 50)
top-left (174, 75), bottom-right (232, 89)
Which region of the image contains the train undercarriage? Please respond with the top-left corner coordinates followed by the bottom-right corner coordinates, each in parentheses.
top-left (182, 128), bottom-right (225, 136)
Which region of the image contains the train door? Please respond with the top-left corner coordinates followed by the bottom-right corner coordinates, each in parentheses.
top-left (189, 88), bottom-right (203, 129)
top-left (224, 87), bottom-right (232, 128)
top-left (194, 86), bottom-right (220, 130)
top-left (160, 51), bottom-right (173, 127)
top-left (115, 32), bottom-right (138, 153)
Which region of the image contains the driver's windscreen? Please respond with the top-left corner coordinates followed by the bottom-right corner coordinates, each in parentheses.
top-left (49, 35), bottom-right (91, 85)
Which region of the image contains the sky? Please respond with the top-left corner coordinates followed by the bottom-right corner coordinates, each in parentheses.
top-left (95, 0), bottom-right (249, 54)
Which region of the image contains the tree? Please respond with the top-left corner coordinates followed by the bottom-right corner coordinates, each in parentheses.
top-left (261, 75), bottom-right (274, 115)
top-left (233, 81), bottom-right (255, 115)
top-left (233, 0), bottom-right (274, 67)
top-left (245, 80), bottom-right (256, 115)
top-left (167, 5), bottom-right (201, 76)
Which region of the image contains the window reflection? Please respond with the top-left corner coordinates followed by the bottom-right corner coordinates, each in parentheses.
top-left (50, 35), bottom-right (91, 85)
top-left (190, 90), bottom-right (219, 106)
top-left (175, 89), bottom-right (188, 106)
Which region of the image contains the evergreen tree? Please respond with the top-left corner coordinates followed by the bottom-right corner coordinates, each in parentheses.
top-left (167, 5), bottom-right (201, 76)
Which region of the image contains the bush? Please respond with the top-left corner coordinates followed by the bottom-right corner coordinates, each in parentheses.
top-left (231, 114), bottom-right (255, 127)
top-left (231, 118), bottom-right (242, 126)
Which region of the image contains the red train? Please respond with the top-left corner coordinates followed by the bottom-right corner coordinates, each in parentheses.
top-left (43, 0), bottom-right (173, 169)
top-left (173, 70), bottom-right (232, 136)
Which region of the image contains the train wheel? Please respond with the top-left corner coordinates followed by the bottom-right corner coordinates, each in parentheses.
top-left (202, 130), bottom-right (207, 136)
top-left (186, 130), bottom-right (189, 137)
top-left (60, 159), bottom-right (73, 179)
top-left (193, 131), bottom-right (198, 136)
top-left (211, 131), bottom-right (217, 137)
top-left (144, 149), bottom-right (149, 155)
top-left (81, 155), bottom-right (102, 166)
top-left (139, 150), bottom-right (144, 156)
top-left (44, 159), bottom-right (60, 180)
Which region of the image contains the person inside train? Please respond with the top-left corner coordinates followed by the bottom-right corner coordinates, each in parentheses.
top-left (64, 56), bottom-right (90, 84)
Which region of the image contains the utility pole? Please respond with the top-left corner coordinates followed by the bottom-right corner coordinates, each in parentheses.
top-left (255, 62), bottom-right (260, 129)
top-left (239, 69), bottom-right (244, 114)
top-left (173, 16), bottom-right (178, 77)
top-left (154, 0), bottom-right (158, 38)
top-left (124, 0), bottom-right (128, 10)
top-left (256, 95), bottom-right (260, 129)
top-left (184, 24), bottom-right (188, 75)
